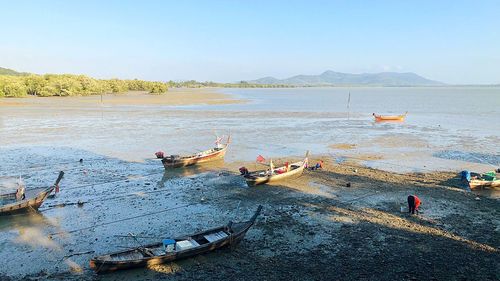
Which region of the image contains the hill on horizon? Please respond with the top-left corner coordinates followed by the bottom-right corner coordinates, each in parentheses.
top-left (248, 70), bottom-right (444, 86)
top-left (0, 67), bottom-right (29, 76)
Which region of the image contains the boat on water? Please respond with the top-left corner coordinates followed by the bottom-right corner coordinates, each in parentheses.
top-left (89, 205), bottom-right (262, 273)
top-left (0, 171), bottom-right (64, 216)
top-left (373, 112), bottom-right (407, 122)
top-left (161, 136), bottom-right (230, 168)
top-left (243, 152), bottom-right (309, 186)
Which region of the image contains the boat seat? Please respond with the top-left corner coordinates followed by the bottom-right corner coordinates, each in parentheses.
top-left (138, 247), bottom-right (155, 257)
top-left (203, 231), bottom-right (228, 243)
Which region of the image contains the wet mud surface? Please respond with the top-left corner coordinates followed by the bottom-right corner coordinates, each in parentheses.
top-left (1, 88), bottom-right (498, 280)
top-left (0, 149), bottom-right (498, 281)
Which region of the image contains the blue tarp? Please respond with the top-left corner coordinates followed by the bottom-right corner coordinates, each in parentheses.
top-left (460, 170), bottom-right (471, 182)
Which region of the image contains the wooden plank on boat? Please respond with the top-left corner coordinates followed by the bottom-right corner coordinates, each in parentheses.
top-left (204, 231), bottom-right (228, 243)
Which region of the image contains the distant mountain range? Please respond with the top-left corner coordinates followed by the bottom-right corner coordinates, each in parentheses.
top-left (248, 70), bottom-right (444, 86)
top-left (1, 66), bottom-right (446, 86)
top-left (0, 67), bottom-right (29, 76)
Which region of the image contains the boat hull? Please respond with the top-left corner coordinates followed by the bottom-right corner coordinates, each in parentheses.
top-left (245, 160), bottom-right (307, 186)
top-left (469, 179), bottom-right (500, 190)
top-left (90, 232), bottom-right (245, 273)
top-left (373, 113), bottom-right (407, 122)
top-left (90, 206), bottom-right (261, 273)
top-left (0, 187), bottom-right (54, 215)
top-left (162, 146), bottom-right (227, 169)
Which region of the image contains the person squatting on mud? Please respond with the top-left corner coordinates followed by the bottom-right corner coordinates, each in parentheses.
top-left (407, 195), bottom-right (421, 215)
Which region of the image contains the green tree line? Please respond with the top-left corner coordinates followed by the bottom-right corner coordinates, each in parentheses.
top-left (0, 74), bottom-right (168, 97)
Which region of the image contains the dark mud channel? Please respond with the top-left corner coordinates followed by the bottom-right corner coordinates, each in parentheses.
top-left (0, 148), bottom-right (498, 281)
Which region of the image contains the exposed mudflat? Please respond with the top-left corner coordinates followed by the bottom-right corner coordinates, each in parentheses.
top-left (0, 89), bottom-right (244, 108)
top-left (0, 150), bottom-right (498, 281)
top-left (0, 87), bottom-right (498, 280)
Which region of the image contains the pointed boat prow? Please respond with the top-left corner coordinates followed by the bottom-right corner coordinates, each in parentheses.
top-left (54, 171), bottom-right (64, 186)
top-left (250, 205), bottom-right (263, 224)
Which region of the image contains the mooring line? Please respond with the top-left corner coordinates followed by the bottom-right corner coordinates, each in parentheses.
top-left (48, 203), bottom-right (196, 237)
top-left (47, 190), bottom-right (242, 238)
top-left (329, 153), bottom-right (439, 173)
top-left (42, 189), bottom-right (173, 212)
top-left (62, 170), bottom-right (165, 191)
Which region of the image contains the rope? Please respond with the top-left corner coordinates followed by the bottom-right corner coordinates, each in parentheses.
top-left (0, 158), bottom-right (109, 174)
top-left (41, 189), bottom-right (172, 212)
top-left (48, 203), bottom-right (196, 237)
top-left (47, 189), bottom-right (240, 238)
top-left (331, 153), bottom-right (498, 173)
top-left (62, 170), bottom-right (165, 191)
top-left (329, 153), bottom-right (440, 173)
top-left (0, 158), bottom-right (158, 178)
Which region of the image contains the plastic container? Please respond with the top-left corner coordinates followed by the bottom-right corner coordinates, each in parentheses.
top-left (400, 205), bottom-right (406, 213)
top-left (162, 239), bottom-right (175, 253)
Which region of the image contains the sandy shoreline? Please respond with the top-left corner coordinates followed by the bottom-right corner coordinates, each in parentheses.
top-left (0, 88), bottom-right (245, 108)
top-left (0, 151), bottom-right (498, 281)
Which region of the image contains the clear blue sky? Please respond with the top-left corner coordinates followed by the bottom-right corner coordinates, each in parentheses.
top-left (1, 0), bottom-right (499, 84)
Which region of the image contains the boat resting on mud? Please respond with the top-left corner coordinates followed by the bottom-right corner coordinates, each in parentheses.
top-left (161, 136), bottom-right (230, 168)
top-left (461, 170), bottom-right (499, 190)
top-left (89, 205), bottom-right (262, 273)
top-left (0, 171), bottom-right (64, 215)
top-left (373, 112), bottom-right (407, 122)
top-left (243, 152), bottom-right (309, 186)
top-left (468, 179), bottom-right (500, 190)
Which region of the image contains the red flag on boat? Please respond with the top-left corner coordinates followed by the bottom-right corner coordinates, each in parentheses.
top-left (256, 155), bottom-right (265, 163)
top-left (215, 136), bottom-right (223, 145)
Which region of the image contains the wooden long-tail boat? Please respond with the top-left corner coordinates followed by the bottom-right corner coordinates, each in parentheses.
top-left (161, 136), bottom-right (230, 169)
top-left (373, 112), bottom-right (407, 122)
top-left (0, 171), bottom-right (64, 216)
top-left (89, 205), bottom-right (262, 273)
top-left (244, 152), bottom-right (309, 186)
top-left (468, 179), bottom-right (500, 190)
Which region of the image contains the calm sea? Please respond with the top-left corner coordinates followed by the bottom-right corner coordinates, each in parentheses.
top-left (1, 87), bottom-right (499, 174)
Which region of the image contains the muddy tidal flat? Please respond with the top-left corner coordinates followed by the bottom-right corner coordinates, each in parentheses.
top-left (0, 88), bottom-right (244, 108)
top-left (0, 153), bottom-right (498, 281)
top-left (0, 87), bottom-right (499, 280)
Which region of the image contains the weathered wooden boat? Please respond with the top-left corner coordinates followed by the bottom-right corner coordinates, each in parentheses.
top-left (244, 152), bottom-right (309, 186)
top-left (161, 136), bottom-right (230, 168)
top-left (373, 112), bottom-right (407, 122)
top-left (468, 179), bottom-right (500, 190)
top-left (0, 171), bottom-right (64, 216)
top-left (89, 205), bottom-right (262, 273)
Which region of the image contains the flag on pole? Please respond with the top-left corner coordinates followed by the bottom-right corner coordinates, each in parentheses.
top-left (256, 155), bottom-right (266, 163)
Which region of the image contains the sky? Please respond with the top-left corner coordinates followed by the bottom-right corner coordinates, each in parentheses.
top-left (0, 0), bottom-right (499, 84)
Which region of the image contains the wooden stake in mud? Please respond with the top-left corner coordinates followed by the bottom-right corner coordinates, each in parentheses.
top-left (347, 91), bottom-right (351, 120)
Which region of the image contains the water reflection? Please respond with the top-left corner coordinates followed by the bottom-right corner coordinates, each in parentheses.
top-left (159, 159), bottom-right (226, 184)
top-left (0, 211), bottom-right (51, 231)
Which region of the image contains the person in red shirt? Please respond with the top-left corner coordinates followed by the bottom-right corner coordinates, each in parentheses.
top-left (407, 195), bottom-right (421, 215)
